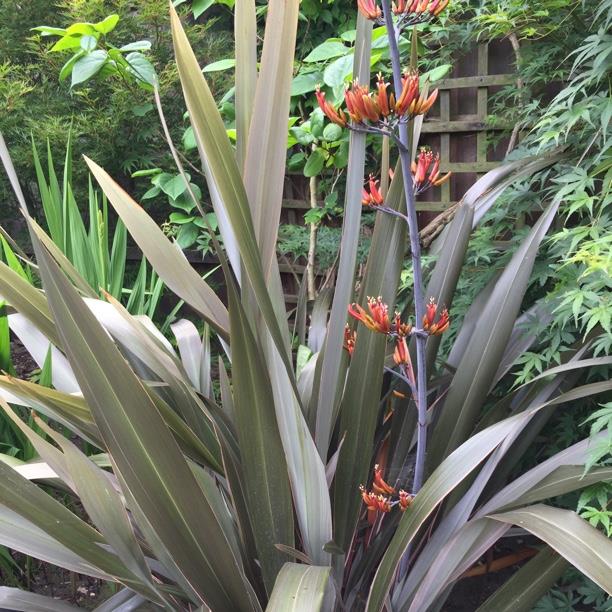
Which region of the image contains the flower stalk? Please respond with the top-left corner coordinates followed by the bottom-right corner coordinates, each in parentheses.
top-left (380, 0), bottom-right (429, 497)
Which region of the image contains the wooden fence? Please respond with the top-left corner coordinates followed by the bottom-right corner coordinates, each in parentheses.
top-left (131, 40), bottom-right (518, 304)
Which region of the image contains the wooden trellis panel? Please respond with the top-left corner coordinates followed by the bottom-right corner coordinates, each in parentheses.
top-left (416, 40), bottom-right (515, 218)
top-left (281, 40), bottom-right (516, 222)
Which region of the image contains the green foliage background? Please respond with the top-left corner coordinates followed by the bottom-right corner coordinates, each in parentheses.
top-left (0, 0), bottom-right (233, 221)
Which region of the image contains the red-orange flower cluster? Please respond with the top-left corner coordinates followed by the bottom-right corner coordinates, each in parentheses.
top-left (348, 297), bottom-right (392, 334)
top-left (360, 486), bottom-right (393, 513)
top-left (360, 466), bottom-right (413, 515)
top-left (423, 297), bottom-right (450, 335)
top-left (373, 464), bottom-right (396, 494)
top-left (399, 489), bottom-right (414, 511)
top-left (393, 0), bottom-right (449, 18)
top-left (357, 0), bottom-right (382, 19)
top-left (411, 147), bottom-right (452, 193)
top-left (362, 175), bottom-right (384, 207)
top-left (395, 72), bottom-right (438, 118)
top-left (316, 74), bottom-right (438, 130)
top-left (357, 0), bottom-right (449, 22)
top-left (349, 298), bottom-right (414, 339)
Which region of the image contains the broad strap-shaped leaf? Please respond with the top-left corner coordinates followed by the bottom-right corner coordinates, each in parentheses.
top-left (170, 5), bottom-right (299, 392)
top-left (244, 0), bottom-right (299, 278)
top-left (0, 375), bottom-right (101, 447)
top-left (399, 439), bottom-right (612, 610)
top-left (93, 588), bottom-right (147, 611)
top-left (333, 159), bottom-right (406, 552)
top-left (400, 517), bottom-right (509, 612)
top-left (8, 313), bottom-right (78, 392)
top-left (477, 431), bottom-right (612, 516)
top-left (0, 458), bottom-right (138, 586)
top-left (0, 587), bottom-right (81, 611)
top-left (261, 329), bottom-right (333, 566)
top-left (0, 260), bottom-right (59, 346)
top-left (428, 198), bottom-right (561, 468)
top-left (488, 504), bottom-right (612, 594)
top-left (314, 13), bottom-right (372, 458)
top-left (234, 0), bottom-right (257, 170)
top-left (423, 202), bottom-right (474, 375)
top-left (475, 547), bottom-right (569, 612)
top-left (228, 275), bottom-right (295, 593)
top-left (365, 403), bottom-right (565, 612)
top-left (85, 157), bottom-right (230, 339)
top-left (266, 563), bottom-right (333, 612)
top-left (30, 227), bottom-right (260, 611)
top-left (38, 419), bottom-right (164, 603)
top-left (429, 154), bottom-right (563, 255)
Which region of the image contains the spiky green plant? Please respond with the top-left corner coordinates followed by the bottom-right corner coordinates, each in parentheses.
top-left (0, 2), bottom-right (610, 611)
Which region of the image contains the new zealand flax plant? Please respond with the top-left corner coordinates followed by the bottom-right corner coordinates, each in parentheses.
top-left (0, 1), bottom-right (611, 610)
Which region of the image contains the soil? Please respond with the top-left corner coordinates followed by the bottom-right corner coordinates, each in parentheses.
top-left (9, 338), bottom-right (37, 379)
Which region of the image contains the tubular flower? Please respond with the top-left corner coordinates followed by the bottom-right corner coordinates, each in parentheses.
top-left (360, 485), bottom-right (379, 512)
top-left (376, 74), bottom-right (394, 118)
top-left (393, 336), bottom-right (411, 366)
top-left (344, 81), bottom-right (380, 123)
top-left (422, 297), bottom-right (450, 335)
top-left (373, 464), bottom-right (396, 495)
top-left (393, 312), bottom-right (413, 337)
top-left (411, 147), bottom-right (451, 193)
top-left (362, 175), bottom-right (385, 207)
top-left (348, 297), bottom-right (392, 334)
top-left (394, 72), bottom-right (438, 119)
top-left (357, 0), bottom-right (382, 19)
top-left (315, 87), bottom-right (347, 127)
top-left (360, 487), bottom-right (391, 513)
top-left (393, 0), bottom-right (449, 19)
top-left (343, 325), bottom-right (356, 356)
top-left (399, 489), bottom-right (414, 511)
top-left (376, 495), bottom-right (392, 513)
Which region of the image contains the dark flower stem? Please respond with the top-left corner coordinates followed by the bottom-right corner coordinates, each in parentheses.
top-left (380, 0), bottom-right (428, 577)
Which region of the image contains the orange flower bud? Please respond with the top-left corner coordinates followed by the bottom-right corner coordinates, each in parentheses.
top-left (393, 337), bottom-right (411, 366)
top-left (357, 0), bottom-right (382, 20)
top-left (432, 172), bottom-right (452, 187)
top-left (376, 74), bottom-right (391, 117)
top-left (395, 72), bottom-right (419, 117)
top-left (373, 464), bottom-right (396, 495)
top-left (393, 312), bottom-right (412, 337)
top-left (315, 87), bottom-right (347, 127)
top-left (343, 325), bottom-right (356, 356)
top-left (399, 489), bottom-right (414, 511)
top-left (433, 0), bottom-right (449, 15)
top-left (362, 175), bottom-right (384, 207)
